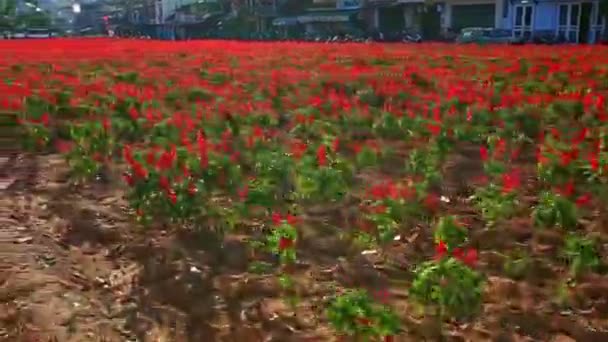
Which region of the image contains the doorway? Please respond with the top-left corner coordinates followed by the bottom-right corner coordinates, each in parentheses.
top-left (421, 4), bottom-right (441, 39)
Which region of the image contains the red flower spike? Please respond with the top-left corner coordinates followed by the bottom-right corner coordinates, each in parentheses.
top-left (271, 212), bottom-right (282, 226)
top-left (480, 146), bottom-right (488, 161)
top-left (188, 183), bottom-right (197, 196)
top-left (159, 175), bottom-right (170, 190)
top-left (167, 190), bottom-right (177, 205)
top-left (133, 162), bottom-right (148, 179)
top-left (317, 144), bottom-right (327, 167)
top-left (356, 317), bottom-right (371, 326)
top-left (452, 247), bottom-right (463, 260)
top-left (501, 170), bottom-right (521, 194)
top-left (102, 117), bottom-right (111, 132)
top-left (561, 180), bottom-right (575, 197)
top-left (462, 248), bottom-right (478, 267)
top-left (286, 214), bottom-right (298, 226)
top-left (589, 154), bottom-right (599, 171)
top-left (238, 185), bottom-right (248, 201)
top-left (332, 137), bottom-right (339, 152)
top-left (40, 113), bottom-right (50, 126)
top-left (435, 241), bottom-right (448, 259)
top-left (575, 193), bottom-right (592, 207)
top-left (123, 172), bottom-right (134, 186)
top-left (54, 139), bottom-right (73, 153)
top-left (278, 236), bottom-right (293, 251)
top-left (424, 193), bottom-right (440, 211)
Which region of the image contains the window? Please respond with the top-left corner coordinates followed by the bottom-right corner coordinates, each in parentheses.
top-left (130, 10), bottom-right (140, 23)
top-left (524, 5), bottom-right (532, 26)
top-left (559, 5), bottom-right (568, 26)
top-left (570, 4), bottom-right (578, 26)
top-left (515, 6), bottom-right (523, 26)
top-left (503, 0), bottom-right (508, 18)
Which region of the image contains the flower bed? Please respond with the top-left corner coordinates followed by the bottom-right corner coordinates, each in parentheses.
top-left (4, 39), bottom-right (608, 340)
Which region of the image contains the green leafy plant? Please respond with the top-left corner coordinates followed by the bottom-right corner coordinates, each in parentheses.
top-left (503, 249), bottom-right (532, 280)
top-left (473, 183), bottom-right (518, 226)
top-left (326, 289), bottom-right (400, 340)
top-left (533, 191), bottom-right (578, 229)
top-left (563, 233), bottom-right (600, 278)
top-left (433, 216), bottom-right (468, 250)
top-left (410, 257), bottom-right (484, 320)
top-left (65, 120), bottom-right (114, 182)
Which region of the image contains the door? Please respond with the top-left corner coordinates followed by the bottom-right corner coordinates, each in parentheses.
top-left (557, 3), bottom-right (581, 42)
top-left (580, 2), bottom-right (592, 43)
top-left (513, 4), bottom-right (533, 40)
top-left (451, 4), bottom-right (495, 32)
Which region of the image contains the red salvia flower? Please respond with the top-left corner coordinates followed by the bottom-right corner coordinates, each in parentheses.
top-left (589, 153), bottom-right (599, 171)
top-left (480, 146), bottom-right (488, 161)
top-left (424, 193), bottom-right (440, 211)
top-left (461, 248), bottom-right (478, 267)
top-left (146, 150), bottom-right (156, 165)
top-left (501, 170), bottom-right (521, 194)
top-left (102, 117), bottom-right (111, 132)
top-left (157, 145), bottom-right (176, 170)
top-left (332, 137), bottom-right (339, 152)
top-left (435, 240), bottom-right (448, 259)
top-left (133, 162), bottom-right (148, 179)
top-left (123, 172), bottom-right (134, 186)
top-left (317, 144), bottom-right (327, 167)
top-left (188, 183), bottom-right (197, 196)
top-left (285, 214), bottom-right (298, 226)
top-left (54, 139), bottom-right (73, 153)
top-left (272, 212), bottom-right (282, 225)
top-left (238, 185), bottom-right (248, 201)
top-left (452, 247), bottom-right (463, 260)
top-left (158, 175), bottom-right (170, 190)
top-left (356, 317), bottom-right (371, 326)
top-left (278, 236), bottom-right (293, 251)
top-left (427, 123), bottom-right (441, 136)
top-left (40, 112), bottom-right (50, 126)
top-left (575, 193), bottom-right (592, 207)
top-left (167, 189), bottom-right (177, 204)
top-left (560, 180), bottom-right (575, 197)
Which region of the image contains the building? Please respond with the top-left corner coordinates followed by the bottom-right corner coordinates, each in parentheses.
top-left (504, 0), bottom-right (606, 43)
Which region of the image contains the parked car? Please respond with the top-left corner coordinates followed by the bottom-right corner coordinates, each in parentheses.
top-left (456, 27), bottom-right (524, 44)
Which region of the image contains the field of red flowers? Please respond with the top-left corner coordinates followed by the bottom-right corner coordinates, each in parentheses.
top-left (2, 38), bottom-right (608, 341)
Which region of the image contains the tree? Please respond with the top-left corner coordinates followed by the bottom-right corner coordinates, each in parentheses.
top-left (0, 0), bottom-right (17, 28)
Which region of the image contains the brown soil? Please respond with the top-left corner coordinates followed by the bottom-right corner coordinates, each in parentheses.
top-left (1, 148), bottom-right (608, 342)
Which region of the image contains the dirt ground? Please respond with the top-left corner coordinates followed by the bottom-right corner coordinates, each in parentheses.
top-left (2, 150), bottom-right (608, 342)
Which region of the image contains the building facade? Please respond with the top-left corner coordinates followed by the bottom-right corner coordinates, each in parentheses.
top-left (504, 0), bottom-right (605, 42)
